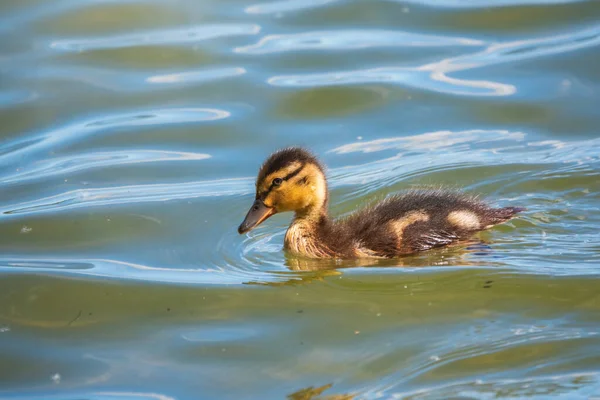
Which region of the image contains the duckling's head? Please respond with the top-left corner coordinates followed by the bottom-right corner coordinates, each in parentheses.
top-left (238, 147), bottom-right (327, 234)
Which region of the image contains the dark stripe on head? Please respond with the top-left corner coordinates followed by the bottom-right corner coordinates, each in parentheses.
top-left (283, 164), bottom-right (304, 181)
top-left (260, 163), bottom-right (305, 199)
top-left (257, 147), bottom-right (324, 187)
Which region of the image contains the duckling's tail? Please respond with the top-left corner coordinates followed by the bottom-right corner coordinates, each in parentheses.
top-left (488, 206), bottom-right (525, 224)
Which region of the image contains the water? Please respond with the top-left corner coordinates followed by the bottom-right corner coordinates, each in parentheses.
top-left (0, 0), bottom-right (599, 398)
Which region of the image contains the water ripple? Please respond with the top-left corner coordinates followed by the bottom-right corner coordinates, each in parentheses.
top-left (0, 256), bottom-right (247, 285)
top-left (1, 391), bottom-right (177, 400)
top-left (236, 30), bottom-right (483, 54)
top-left (387, 372), bottom-right (600, 399)
top-left (268, 25), bottom-right (600, 96)
top-left (245, 0), bottom-right (338, 14)
top-left (18, 65), bottom-right (246, 92)
top-left (1, 150), bottom-right (211, 185)
top-left (0, 107), bottom-right (229, 164)
top-left (0, 178), bottom-right (252, 217)
top-left (49, 24), bottom-right (261, 51)
top-left (330, 129), bottom-right (525, 154)
top-left (147, 67), bottom-right (246, 84)
top-left (398, 0), bottom-right (591, 7)
top-left (0, 89), bottom-right (39, 109)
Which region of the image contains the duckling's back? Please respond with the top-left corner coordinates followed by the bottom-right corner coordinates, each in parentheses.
top-left (339, 189), bottom-right (523, 257)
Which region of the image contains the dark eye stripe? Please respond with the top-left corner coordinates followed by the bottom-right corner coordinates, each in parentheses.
top-left (283, 164), bottom-right (305, 181)
top-left (261, 163), bottom-right (305, 198)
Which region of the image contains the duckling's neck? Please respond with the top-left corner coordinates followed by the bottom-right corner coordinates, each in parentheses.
top-left (284, 203), bottom-right (336, 258)
top-left (284, 167), bottom-right (340, 257)
top-left (296, 200), bottom-right (329, 222)
top-left (291, 170), bottom-right (330, 230)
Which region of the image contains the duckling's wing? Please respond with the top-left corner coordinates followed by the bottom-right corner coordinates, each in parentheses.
top-left (342, 189), bottom-right (523, 257)
top-left (412, 229), bottom-right (460, 251)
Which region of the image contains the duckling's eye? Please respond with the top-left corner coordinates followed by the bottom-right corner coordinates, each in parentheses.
top-left (272, 178), bottom-right (283, 186)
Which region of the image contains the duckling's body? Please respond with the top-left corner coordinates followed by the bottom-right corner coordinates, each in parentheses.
top-left (238, 148), bottom-right (523, 259)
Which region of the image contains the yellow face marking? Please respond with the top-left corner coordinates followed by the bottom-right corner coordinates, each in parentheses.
top-left (265, 183), bottom-right (312, 211)
top-left (447, 210), bottom-right (481, 230)
top-left (259, 162), bottom-right (327, 215)
top-left (259, 161), bottom-right (302, 193)
top-left (389, 211), bottom-right (430, 245)
top-left (302, 163), bottom-right (327, 212)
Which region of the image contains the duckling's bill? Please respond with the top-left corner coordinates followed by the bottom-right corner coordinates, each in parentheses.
top-left (238, 199), bottom-right (276, 234)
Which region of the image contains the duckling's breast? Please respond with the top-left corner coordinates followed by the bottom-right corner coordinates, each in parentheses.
top-left (284, 219), bottom-right (335, 258)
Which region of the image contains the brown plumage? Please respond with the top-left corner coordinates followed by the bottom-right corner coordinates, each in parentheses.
top-left (238, 147), bottom-right (524, 259)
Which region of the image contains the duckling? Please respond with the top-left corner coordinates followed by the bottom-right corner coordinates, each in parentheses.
top-left (238, 147), bottom-right (523, 259)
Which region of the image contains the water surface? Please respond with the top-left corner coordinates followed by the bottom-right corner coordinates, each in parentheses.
top-left (1, 0), bottom-right (599, 398)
